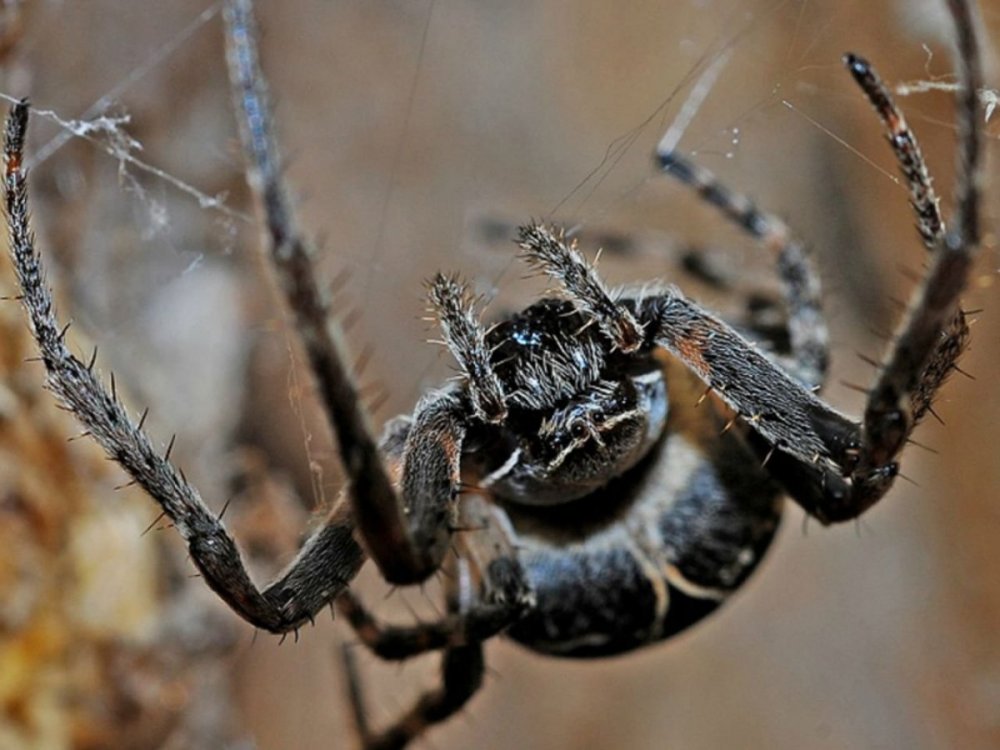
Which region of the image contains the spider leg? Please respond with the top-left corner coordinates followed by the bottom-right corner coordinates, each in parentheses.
top-left (844, 54), bottom-right (944, 251)
top-left (224, 0), bottom-right (466, 585)
top-left (339, 497), bottom-right (531, 749)
top-left (426, 273), bottom-right (507, 423)
top-left (635, 291), bottom-right (857, 471)
top-left (337, 492), bottom-right (533, 660)
top-left (0, 0), bottom-right (480, 639)
top-left (654, 143), bottom-right (828, 390)
top-left (516, 226), bottom-right (850, 466)
top-left (517, 223), bottom-right (644, 352)
top-left (637, 0), bottom-right (983, 521)
top-left (335, 555), bottom-right (531, 660)
top-left (516, 0), bottom-right (981, 524)
top-left (1, 102), bottom-right (366, 634)
top-left (843, 49), bottom-right (970, 430)
top-left (851, 0), bottom-right (981, 487)
top-left (335, 587), bottom-right (514, 661)
top-left (342, 637), bottom-right (484, 750)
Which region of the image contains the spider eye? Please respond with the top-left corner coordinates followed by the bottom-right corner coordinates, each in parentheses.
top-left (591, 409), bottom-right (605, 424)
top-left (570, 421), bottom-right (588, 440)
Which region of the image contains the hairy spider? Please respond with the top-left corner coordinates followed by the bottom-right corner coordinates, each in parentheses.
top-left (1, 0), bottom-right (985, 748)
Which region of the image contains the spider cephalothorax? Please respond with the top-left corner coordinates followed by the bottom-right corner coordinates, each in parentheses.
top-left (429, 229), bottom-right (671, 507)
top-left (1, 0), bottom-right (985, 748)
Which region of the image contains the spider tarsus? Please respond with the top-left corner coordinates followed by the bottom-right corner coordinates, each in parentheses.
top-left (844, 49), bottom-right (945, 251)
top-left (842, 52), bottom-right (869, 78)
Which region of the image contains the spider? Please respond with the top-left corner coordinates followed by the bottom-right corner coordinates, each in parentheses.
top-left (0, 0), bottom-right (985, 748)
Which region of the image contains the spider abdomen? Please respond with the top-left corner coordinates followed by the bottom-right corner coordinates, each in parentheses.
top-left (504, 359), bottom-right (784, 657)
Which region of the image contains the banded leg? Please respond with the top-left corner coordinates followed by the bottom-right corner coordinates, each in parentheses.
top-left (654, 145), bottom-right (828, 389)
top-left (842, 40), bottom-right (976, 435)
top-left (224, 0), bottom-right (464, 585)
top-left (855, 0), bottom-right (982, 472)
top-left (844, 53), bottom-right (944, 251)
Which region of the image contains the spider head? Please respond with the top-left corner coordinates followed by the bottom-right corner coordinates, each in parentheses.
top-left (479, 365), bottom-right (668, 506)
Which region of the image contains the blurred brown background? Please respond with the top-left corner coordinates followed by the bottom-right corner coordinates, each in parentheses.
top-left (1, 0), bottom-right (998, 749)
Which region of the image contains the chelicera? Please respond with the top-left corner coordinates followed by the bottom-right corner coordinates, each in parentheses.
top-left (1, 0), bottom-right (984, 748)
